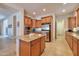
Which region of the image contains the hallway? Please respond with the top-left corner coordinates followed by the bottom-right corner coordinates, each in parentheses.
top-left (42, 36), bottom-right (73, 56)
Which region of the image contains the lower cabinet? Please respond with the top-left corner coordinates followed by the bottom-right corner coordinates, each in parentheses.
top-left (72, 37), bottom-right (77, 56)
top-left (19, 40), bottom-right (30, 56)
top-left (31, 39), bottom-right (41, 56)
top-left (77, 41), bottom-right (79, 55)
top-left (65, 32), bottom-right (79, 56)
top-left (41, 37), bottom-right (45, 53)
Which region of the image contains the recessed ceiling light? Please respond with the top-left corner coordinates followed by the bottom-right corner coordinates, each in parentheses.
top-left (62, 9), bottom-right (66, 13)
top-left (33, 12), bottom-right (36, 15)
top-left (43, 8), bottom-right (46, 12)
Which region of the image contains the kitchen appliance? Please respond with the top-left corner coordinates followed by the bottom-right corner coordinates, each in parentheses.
top-left (41, 23), bottom-right (51, 42)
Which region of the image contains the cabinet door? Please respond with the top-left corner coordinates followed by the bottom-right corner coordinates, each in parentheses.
top-left (76, 9), bottom-right (79, 26)
top-left (41, 36), bottom-right (45, 53)
top-left (19, 40), bottom-right (30, 56)
top-left (31, 39), bottom-right (41, 56)
top-left (72, 37), bottom-right (77, 56)
top-left (36, 20), bottom-right (41, 28)
top-left (68, 17), bottom-right (76, 29)
top-left (77, 40), bottom-right (79, 56)
top-left (24, 17), bottom-right (28, 25)
top-left (69, 35), bottom-right (73, 49)
top-left (32, 20), bottom-right (36, 28)
top-left (24, 16), bottom-right (32, 27)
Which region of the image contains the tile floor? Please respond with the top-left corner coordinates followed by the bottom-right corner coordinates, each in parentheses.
top-left (42, 35), bottom-right (73, 56)
top-left (0, 35), bottom-right (73, 56)
top-left (0, 37), bottom-right (16, 56)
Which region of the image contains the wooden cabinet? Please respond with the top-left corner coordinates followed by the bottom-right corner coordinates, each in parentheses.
top-left (77, 40), bottom-right (79, 55)
top-left (65, 32), bottom-right (79, 56)
top-left (68, 35), bottom-right (73, 49)
top-left (68, 17), bottom-right (76, 29)
top-left (40, 36), bottom-right (45, 53)
top-left (31, 39), bottom-right (41, 56)
top-left (41, 16), bottom-right (52, 24)
top-left (36, 20), bottom-right (41, 28)
top-left (76, 8), bottom-right (79, 26)
top-left (65, 32), bottom-right (73, 50)
top-left (19, 35), bottom-right (45, 56)
top-left (19, 40), bottom-right (30, 56)
top-left (24, 16), bottom-right (32, 27)
top-left (32, 19), bottom-right (36, 28)
top-left (32, 20), bottom-right (41, 28)
top-left (72, 37), bottom-right (78, 56)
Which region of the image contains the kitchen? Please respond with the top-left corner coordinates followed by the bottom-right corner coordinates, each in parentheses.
top-left (0, 3), bottom-right (79, 56)
top-left (19, 15), bottom-right (53, 56)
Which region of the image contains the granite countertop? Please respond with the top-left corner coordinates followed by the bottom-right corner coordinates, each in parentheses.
top-left (19, 33), bottom-right (45, 42)
top-left (66, 32), bottom-right (79, 40)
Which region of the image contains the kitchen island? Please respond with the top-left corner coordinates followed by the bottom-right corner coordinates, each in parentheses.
top-left (19, 33), bottom-right (45, 56)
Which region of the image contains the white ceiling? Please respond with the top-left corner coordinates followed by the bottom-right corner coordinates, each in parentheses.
top-left (0, 3), bottom-right (17, 20)
top-left (0, 3), bottom-right (79, 20)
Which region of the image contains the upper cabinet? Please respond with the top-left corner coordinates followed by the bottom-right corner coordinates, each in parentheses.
top-left (68, 17), bottom-right (76, 29)
top-left (76, 8), bottom-right (79, 27)
top-left (32, 19), bottom-right (36, 28)
top-left (32, 20), bottom-right (41, 28)
top-left (41, 16), bottom-right (52, 24)
top-left (36, 20), bottom-right (41, 28)
top-left (24, 16), bottom-right (32, 27)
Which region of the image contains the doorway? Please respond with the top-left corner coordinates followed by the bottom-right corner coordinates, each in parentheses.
top-left (56, 19), bottom-right (65, 39)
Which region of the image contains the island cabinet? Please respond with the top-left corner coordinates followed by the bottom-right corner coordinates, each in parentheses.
top-left (19, 34), bottom-right (45, 56)
top-left (19, 40), bottom-right (30, 56)
top-left (40, 36), bottom-right (45, 53)
top-left (31, 39), bottom-right (41, 56)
